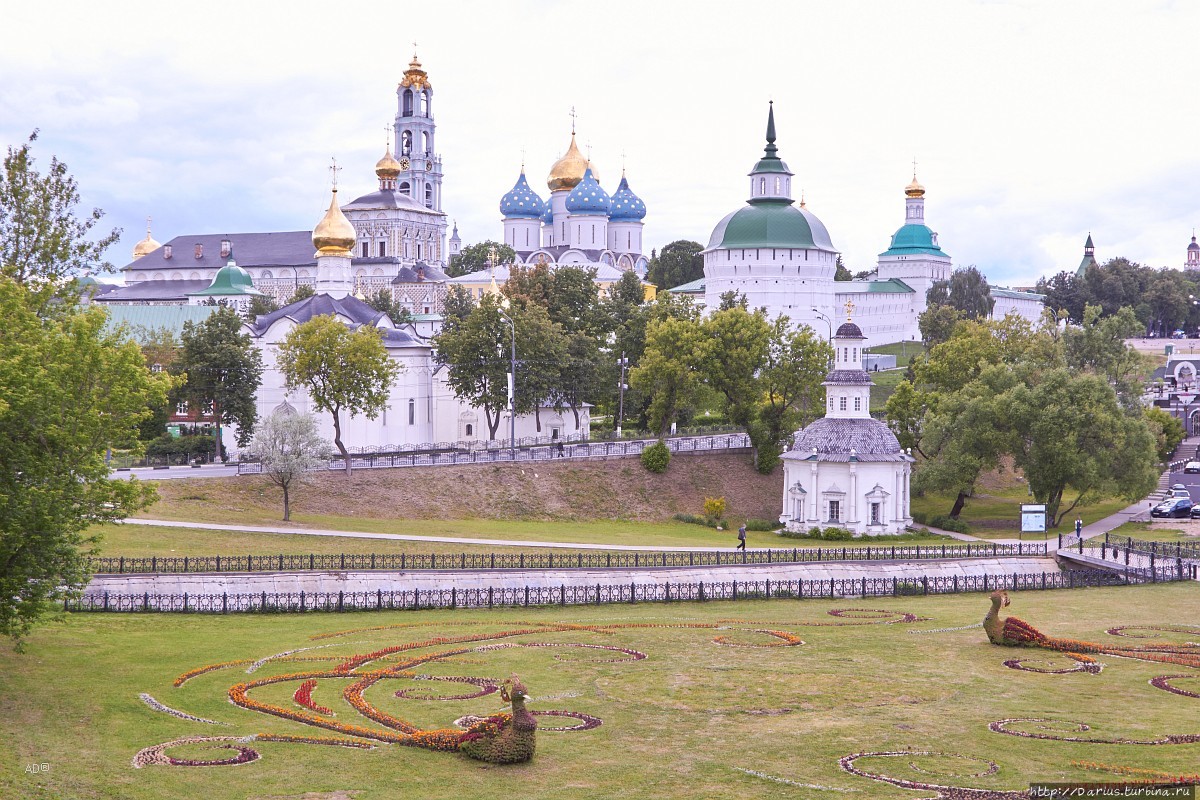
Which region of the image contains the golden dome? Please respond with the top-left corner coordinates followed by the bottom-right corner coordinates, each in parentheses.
top-left (132, 218), bottom-right (161, 259)
top-left (905, 174), bottom-right (926, 198)
top-left (547, 134), bottom-right (596, 192)
top-left (312, 188), bottom-right (356, 257)
top-left (400, 53), bottom-right (431, 90)
top-left (375, 147), bottom-right (402, 180)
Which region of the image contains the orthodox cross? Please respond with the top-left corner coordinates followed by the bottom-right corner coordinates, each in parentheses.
top-left (912, 156), bottom-right (918, 179)
top-left (384, 123), bottom-right (393, 151)
top-left (569, 106), bottom-right (577, 134)
top-left (844, 299), bottom-right (856, 321)
top-left (329, 157), bottom-right (342, 189)
top-left (145, 216), bottom-right (152, 236)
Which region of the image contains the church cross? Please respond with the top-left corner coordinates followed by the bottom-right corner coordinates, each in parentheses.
top-left (912, 156), bottom-right (918, 179)
top-left (145, 215), bottom-right (152, 236)
top-left (844, 299), bottom-right (855, 321)
top-left (384, 123), bottom-right (392, 151)
top-left (329, 157), bottom-right (342, 189)
top-left (569, 106), bottom-right (577, 134)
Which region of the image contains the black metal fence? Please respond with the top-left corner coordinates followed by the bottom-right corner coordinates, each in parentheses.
top-left (1058, 533), bottom-right (1199, 580)
top-left (91, 541), bottom-right (1049, 575)
top-left (237, 433), bottom-right (752, 475)
top-left (68, 568), bottom-right (1179, 614)
top-left (1103, 533), bottom-right (1200, 561)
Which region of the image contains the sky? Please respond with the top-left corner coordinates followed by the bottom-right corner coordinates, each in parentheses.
top-left (3, 0), bottom-right (1198, 288)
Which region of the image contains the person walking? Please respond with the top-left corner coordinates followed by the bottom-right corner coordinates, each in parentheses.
top-left (736, 524), bottom-right (747, 551)
top-left (1074, 517), bottom-right (1083, 538)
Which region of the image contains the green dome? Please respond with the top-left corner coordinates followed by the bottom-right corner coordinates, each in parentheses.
top-left (707, 202), bottom-right (836, 251)
top-left (189, 262), bottom-right (262, 296)
top-left (879, 223), bottom-right (947, 258)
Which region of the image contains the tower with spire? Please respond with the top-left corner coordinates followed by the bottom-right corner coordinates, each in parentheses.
top-left (1076, 233), bottom-right (1098, 278)
top-left (874, 164), bottom-right (951, 314)
top-left (394, 51), bottom-right (442, 214)
top-left (1186, 232), bottom-right (1199, 271)
top-left (312, 166), bottom-right (356, 299)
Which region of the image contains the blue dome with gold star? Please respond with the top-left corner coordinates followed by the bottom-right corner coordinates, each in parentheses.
top-left (565, 168), bottom-right (611, 216)
top-left (609, 174), bottom-right (647, 221)
top-left (499, 172), bottom-right (545, 219)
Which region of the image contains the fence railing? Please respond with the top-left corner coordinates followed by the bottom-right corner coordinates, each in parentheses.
top-left (237, 433), bottom-right (752, 475)
top-left (1058, 533), bottom-right (1199, 581)
top-left (67, 568), bottom-right (1179, 614)
top-left (90, 541), bottom-right (1049, 575)
top-left (1102, 533), bottom-right (1200, 561)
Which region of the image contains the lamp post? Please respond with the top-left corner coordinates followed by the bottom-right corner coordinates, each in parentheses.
top-left (616, 351), bottom-right (629, 436)
top-left (812, 307), bottom-right (833, 367)
top-left (498, 301), bottom-right (516, 462)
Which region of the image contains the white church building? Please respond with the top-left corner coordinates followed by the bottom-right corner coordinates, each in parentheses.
top-left (779, 309), bottom-right (915, 534)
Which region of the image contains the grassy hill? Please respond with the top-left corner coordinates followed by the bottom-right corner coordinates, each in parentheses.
top-left (143, 453), bottom-right (784, 526)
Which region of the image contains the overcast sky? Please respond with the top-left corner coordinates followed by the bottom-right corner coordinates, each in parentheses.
top-left (3, 0), bottom-right (1198, 287)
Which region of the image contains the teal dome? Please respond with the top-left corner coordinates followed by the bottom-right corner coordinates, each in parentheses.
top-left (190, 261), bottom-right (261, 296)
top-left (707, 203), bottom-right (836, 251)
top-left (879, 224), bottom-right (947, 258)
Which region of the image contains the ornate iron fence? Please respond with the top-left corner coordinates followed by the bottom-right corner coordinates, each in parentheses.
top-left (91, 541), bottom-right (1049, 575)
top-left (67, 568), bottom-right (1178, 614)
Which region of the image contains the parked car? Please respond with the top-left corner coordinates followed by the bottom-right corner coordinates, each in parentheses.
top-left (1152, 498), bottom-right (1193, 518)
top-left (1190, 504), bottom-right (1200, 519)
top-left (1186, 462), bottom-right (1200, 474)
top-left (1171, 483), bottom-right (1191, 498)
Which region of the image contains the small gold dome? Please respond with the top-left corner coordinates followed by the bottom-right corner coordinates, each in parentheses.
top-left (547, 134), bottom-right (596, 192)
top-left (905, 174), bottom-right (926, 198)
top-left (132, 219), bottom-right (161, 259)
top-left (376, 147), bottom-right (402, 180)
top-left (312, 189), bottom-right (356, 257)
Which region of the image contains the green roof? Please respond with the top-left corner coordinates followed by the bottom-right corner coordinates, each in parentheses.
top-left (188, 263), bottom-right (264, 297)
top-left (866, 278), bottom-right (914, 293)
top-left (990, 286), bottom-right (1045, 301)
top-left (665, 277), bottom-right (706, 293)
top-left (101, 304), bottom-right (223, 341)
top-left (1076, 254), bottom-right (1098, 278)
top-left (879, 223), bottom-right (949, 258)
top-left (749, 157), bottom-right (792, 175)
top-left (707, 203), bottom-right (837, 251)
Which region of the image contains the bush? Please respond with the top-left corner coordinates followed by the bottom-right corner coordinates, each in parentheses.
top-left (145, 434), bottom-right (217, 459)
top-left (778, 525), bottom-right (853, 541)
top-left (820, 526), bottom-right (854, 541)
top-left (702, 496), bottom-right (727, 520)
top-left (640, 440), bottom-right (671, 473)
top-left (928, 514), bottom-right (971, 534)
top-left (910, 510), bottom-right (927, 525)
top-left (672, 513), bottom-right (717, 529)
top-left (744, 518), bottom-right (777, 532)
top-left (894, 580), bottom-right (924, 596)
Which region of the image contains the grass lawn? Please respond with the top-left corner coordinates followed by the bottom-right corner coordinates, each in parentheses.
top-left (89, 522), bottom-right (957, 559)
top-left (912, 488), bottom-right (1137, 540)
top-left (865, 340), bottom-right (923, 368)
top-left (869, 368), bottom-right (907, 412)
top-left (1105, 521), bottom-right (1200, 544)
top-left (2, 584), bottom-right (1197, 799)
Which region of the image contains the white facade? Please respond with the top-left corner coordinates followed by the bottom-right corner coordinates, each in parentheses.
top-left (779, 316), bottom-right (914, 535)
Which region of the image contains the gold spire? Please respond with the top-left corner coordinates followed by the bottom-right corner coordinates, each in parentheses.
top-left (905, 158), bottom-right (925, 197)
top-left (132, 216), bottom-right (161, 259)
top-left (400, 49), bottom-right (431, 90)
top-left (313, 161), bottom-right (356, 258)
top-left (547, 133), bottom-right (595, 191)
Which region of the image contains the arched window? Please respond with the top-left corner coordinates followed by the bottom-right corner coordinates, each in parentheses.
top-left (424, 184), bottom-right (432, 208)
top-left (399, 181), bottom-right (411, 196)
top-left (401, 130), bottom-right (412, 155)
top-left (408, 399), bottom-right (415, 425)
top-left (402, 90), bottom-right (414, 117)
top-left (759, 178), bottom-right (766, 194)
top-left (774, 177), bottom-right (781, 193)
top-left (420, 91), bottom-right (429, 116)
top-left (361, 242), bottom-right (369, 258)
top-left (421, 131), bottom-right (430, 152)
top-left (465, 424), bottom-right (473, 436)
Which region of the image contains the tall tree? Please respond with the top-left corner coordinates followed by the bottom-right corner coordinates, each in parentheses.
top-left (752, 319), bottom-right (832, 473)
top-left (917, 304), bottom-right (963, 348)
top-left (834, 255), bottom-right (853, 281)
top-left (1035, 271), bottom-right (1086, 324)
top-left (433, 294), bottom-right (517, 440)
top-left (630, 316), bottom-right (706, 435)
top-left (247, 412), bottom-right (331, 521)
top-left (945, 266), bottom-right (995, 320)
top-left (0, 132), bottom-right (119, 298)
top-left (699, 307), bottom-right (770, 432)
top-left (364, 288), bottom-right (413, 325)
top-left (646, 240), bottom-right (704, 289)
top-left (277, 316), bottom-right (400, 476)
top-left (0, 279), bottom-right (170, 643)
top-left (448, 240), bottom-right (515, 278)
top-left (178, 306), bottom-right (264, 452)
top-left (1062, 304), bottom-right (1146, 408)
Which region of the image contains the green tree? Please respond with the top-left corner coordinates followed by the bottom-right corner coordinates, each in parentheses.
top-left (945, 266), bottom-right (995, 319)
top-left (630, 315), bottom-right (706, 435)
top-left (442, 284), bottom-right (475, 331)
top-left (1035, 271), bottom-right (1086, 324)
top-left (646, 240), bottom-right (704, 290)
top-left (511, 303), bottom-right (568, 433)
top-left (247, 412), bottom-right (331, 521)
top-left (288, 283), bottom-right (315, 304)
top-left (247, 294), bottom-right (279, 318)
top-left (1062, 304), bottom-right (1146, 407)
top-left (1007, 369), bottom-right (1157, 526)
top-left (364, 288), bottom-right (413, 326)
top-left (917, 304), bottom-right (963, 348)
top-left (834, 255), bottom-right (852, 281)
top-left (1144, 405), bottom-right (1185, 463)
top-left (700, 306), bottom-right (770, 432)
top-left (884, 380), bottom-right (928, 458)
top-left (277, 316), bottom-right (400, 476)
top-left (131, 325), bottom-right (182, 442)
top-left (0, 278), bottom-right (170, 643)
top-left (448, 241), bottom-right (515, 278)
top-left (752, 319), bottom-right (831, 472)
top-left (434, 294), bottom-right (518, 440)
top-left (178, 306), bottom-right (264, 452)
top-left (1, 132), bottom-right (119, 300)
top-left (717, 290), bottom-right (748, 311)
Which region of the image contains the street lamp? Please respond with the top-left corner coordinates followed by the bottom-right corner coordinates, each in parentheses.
top-left (616, 351), bottom-right (629, 436)
top-left (498, 300), bottom-right (516, 462)
top-left (812, 307), bottom-right (833, 367)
